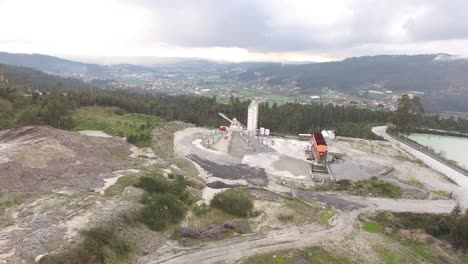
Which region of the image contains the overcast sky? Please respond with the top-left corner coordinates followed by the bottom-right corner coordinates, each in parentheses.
top-left (1, 0), bottom-right (467, 62)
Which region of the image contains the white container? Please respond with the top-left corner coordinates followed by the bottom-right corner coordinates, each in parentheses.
top-left (260, 127), bottom-right (265, 135)
top-left (265, 129), bottom-right (270, 136)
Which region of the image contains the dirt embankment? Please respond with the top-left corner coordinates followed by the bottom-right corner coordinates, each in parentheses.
top-left (152, 122), bottom-right (205, 192)
top-left (0, 126), bottom-right (133, 200)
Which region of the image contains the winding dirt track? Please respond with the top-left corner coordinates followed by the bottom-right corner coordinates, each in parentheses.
top-left (138, 128), bottom-right (458, 264)
top-left (140, 210), bottom-right (359, 264)
top-left (142, 194), bottom-right (455, 264)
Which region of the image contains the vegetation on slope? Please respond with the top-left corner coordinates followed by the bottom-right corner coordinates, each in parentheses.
top-left (314, 177), bottom-right (402, 198)
top-left (367, 211), bottom-right (468, 252)
top-left (39, 228), bottom-right (132, 264)
top-left (72, 106), bottom-right (163, 147)
top-left (135, 172), bottom-right (193, 231)
top-left (211, 188), bottom-right (254, 217)
top-left (243, 247), bottom-right (356, 264)
top-left (3, 73), bottom-right (468, 139)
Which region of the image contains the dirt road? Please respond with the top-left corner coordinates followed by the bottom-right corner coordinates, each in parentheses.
top-left (139, 210), bottom-right (359, 264)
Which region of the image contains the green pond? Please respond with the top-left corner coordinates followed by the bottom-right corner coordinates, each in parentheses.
top-left (407, 133), bottom-right (468, 169)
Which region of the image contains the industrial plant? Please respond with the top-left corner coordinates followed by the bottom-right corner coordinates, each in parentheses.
top-left (200, 99), bottom-right (342, 183)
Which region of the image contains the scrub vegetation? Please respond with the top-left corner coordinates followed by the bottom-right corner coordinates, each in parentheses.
top-left (243, 247), bottom-right (355, 264)
top-left (210, 188), bottom-right (254, 217)
top-left (72, 106), bottom-right (163, 147)
top-left (39, 228), bottom-right (132, 264)
top-left (315, 177), bottom-right (402, 198)
top-left (366, 211), bottom-right (468, 252)
top-left (135, 172), bottom-right (193, 231)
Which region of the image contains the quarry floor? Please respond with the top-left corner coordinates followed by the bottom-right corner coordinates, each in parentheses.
top-left (140, 127), bottom-right (464, 264)
top-left (0, 124), bottom-right (466, 264)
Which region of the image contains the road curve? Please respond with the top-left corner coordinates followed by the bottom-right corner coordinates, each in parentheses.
top-left (139, 210), bottom-right (359, 264)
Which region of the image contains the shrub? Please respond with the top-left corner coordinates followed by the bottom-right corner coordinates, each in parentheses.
top-left (277, 213), bottom-right (294, 222)
top-left (136, 175), bottom-right (171, 194)
top-left (193, 203), bottom-right (210, 216)
top-left (450, 212), bottom-right (468, 251)
top-left (141, 193), bottom-right (187, 231)
top-left (211, 189), bottom-right (253, 217)
top-left (39, 228), bottom-right (131, 264)
top-left (135, 173), bottom-right (192, 231)
top-left (336, 179), bottom-right (352, 191)
top-left (136, 174), bottom-right (191, 203)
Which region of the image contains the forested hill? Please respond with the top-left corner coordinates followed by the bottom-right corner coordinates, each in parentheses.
top-left (0, 52), bottom-right (108, 77)
top-left (238, 54), bottom-right (468, 113)
top-left (0, 64), bottom-right (90, 91)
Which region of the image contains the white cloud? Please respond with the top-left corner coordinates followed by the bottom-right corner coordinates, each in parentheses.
top-left (0, 0), bottom-right (468, 62)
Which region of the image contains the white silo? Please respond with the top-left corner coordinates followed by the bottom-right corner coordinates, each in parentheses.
top-left (260, 127), bottom-right (265, 135)
top-left (247, 100), bottom-right (258, 135)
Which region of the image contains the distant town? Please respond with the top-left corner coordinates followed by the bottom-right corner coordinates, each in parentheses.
top-left (79, 70), bottom-right (424, 111)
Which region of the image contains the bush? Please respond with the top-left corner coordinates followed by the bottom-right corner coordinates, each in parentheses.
top-left (40, 228), bottom-right (131, 264)
top-left (353, 177), bottom-right (402, 198)
top-left (136, 174), bottom-right (192, 203)
top-left (135, 173), bottom-right (192, 231)
top-left (140, 193), bottom-right (187, 231)
top-left (450, 212), bottom-right (468, 251)
top-left (211, 189), bottom-right (253, 217)
top-left (136, 175), bottom-right (171, 194)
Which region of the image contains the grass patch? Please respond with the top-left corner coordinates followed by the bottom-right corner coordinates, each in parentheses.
top-left (403, 177), bottom-right (425, 188)
top-left (432, 190), bottom-right (449, 199)
top-left (104, 175), bottom-right (140, 197)
top-left (373, 245), bottom-right (396, 264)
top-left (187, 205), bottom-right (239, 228)
top-left (72, 106), bottom-right (164, 147)
top-left (39, 228), bottom-right (132, 264)
top-left (314, 177), bottom-right (402, 198)
top-left (369, 212), bottom-right (455, 239)
top-left (211, 189), bottom-right (253, 217)
top-left (279, 198), bottom-right (335, 226)
top-left (364, 212), bottom-right (468, 263)
top-left (0, 192), bottom-right (23, 207)
top-left (408, 242), bottom-right (438, 264)
top-left (363, 222), bottom-right (385, 233)
top-left (243, 247), bottom-right (355, 264)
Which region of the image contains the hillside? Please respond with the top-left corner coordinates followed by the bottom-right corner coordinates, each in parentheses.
top-left (238, 54), bottom-right (468, 113)
top-left (0, 64), bottom-right (90, 91)
top-left (0, 52), bottom-right (108, 77)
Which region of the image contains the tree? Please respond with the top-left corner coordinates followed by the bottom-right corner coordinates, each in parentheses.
top-left (388, 94), bottom-right (424, 133)
top-left (43, 83), bottom-right (76, 128)
top-left (450, 211), bottom-right (468, 251)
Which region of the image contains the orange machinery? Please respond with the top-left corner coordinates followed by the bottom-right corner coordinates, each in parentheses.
top-left (312, 132), bottom-right (328, 164)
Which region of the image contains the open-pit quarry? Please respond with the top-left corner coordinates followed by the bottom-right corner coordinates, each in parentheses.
top-left (1, 124), bottom-right (467, 264)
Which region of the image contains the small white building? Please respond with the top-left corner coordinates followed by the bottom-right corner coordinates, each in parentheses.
top-left (321, 130), bottom-right (336, 140)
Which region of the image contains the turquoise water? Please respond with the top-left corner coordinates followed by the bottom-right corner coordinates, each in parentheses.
top-left (408, 133), bottom-right (468, 169)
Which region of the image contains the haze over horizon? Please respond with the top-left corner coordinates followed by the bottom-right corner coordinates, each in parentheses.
top-left (1, 0), bottom-right (468, 63)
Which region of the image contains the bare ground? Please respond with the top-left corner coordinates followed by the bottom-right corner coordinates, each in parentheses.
top-left (0, 125), bottom-right (175, 264)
